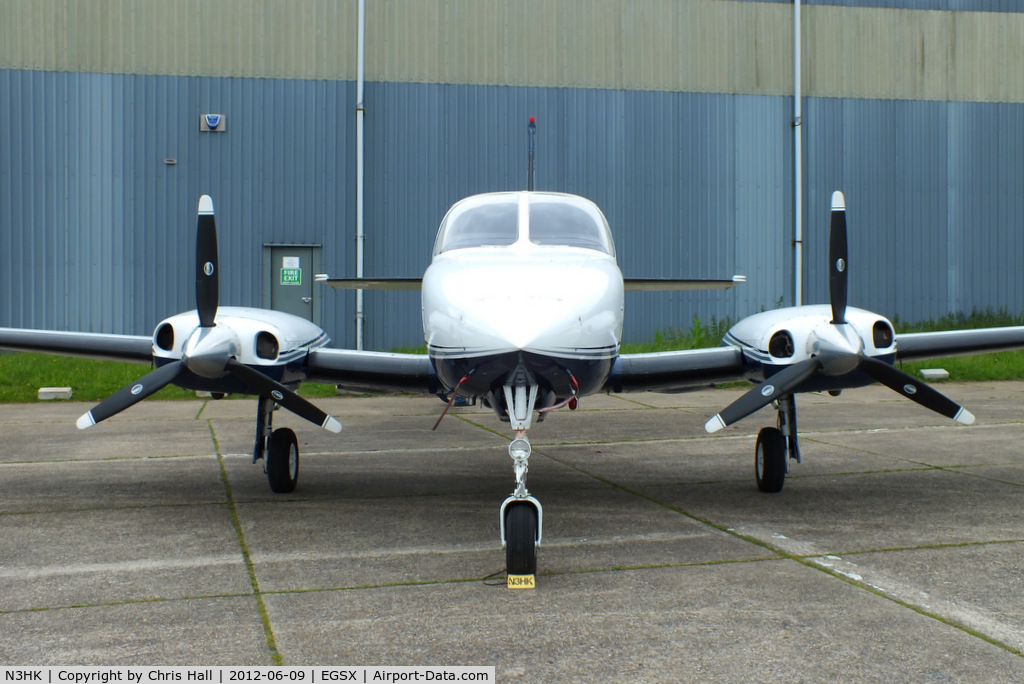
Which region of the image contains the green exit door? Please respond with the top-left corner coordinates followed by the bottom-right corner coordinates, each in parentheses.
top-left (266, 245), bottom-right (319, 322)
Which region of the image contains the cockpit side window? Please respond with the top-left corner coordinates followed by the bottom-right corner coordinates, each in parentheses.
top-left (434, 200), bottom-right (519, 254)
top-left (528, 201), bottom-right (614, 255)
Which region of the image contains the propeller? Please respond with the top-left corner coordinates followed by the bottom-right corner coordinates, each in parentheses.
top-left (828, 190), bottom-right (848, 325)
top-left (76, 360), bottom-right (185, 429)
top-left (77, 195), bottom-right (342, 434)
top-left (859, 357), bottom-right (973, 424)
top-left (705, 190), bottom-right (975, 433)
top-left (195, 195), bottom-right (219, 328)
top-left (705, 358), bottom-right (820, 433)
top-left (226, 359), bottom-right (342, 433)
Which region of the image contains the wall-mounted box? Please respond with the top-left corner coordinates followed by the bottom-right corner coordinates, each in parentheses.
top-left (200, 114), bottom-right (226, 132)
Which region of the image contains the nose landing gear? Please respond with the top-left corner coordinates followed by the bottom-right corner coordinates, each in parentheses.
top-left (499, 382), bottom-right (542, 578)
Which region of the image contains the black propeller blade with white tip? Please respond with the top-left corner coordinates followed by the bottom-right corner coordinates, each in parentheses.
top-left (76, 360), bottom-right (185, 429)
top-left (705, 358), bottom-right (821, 433)
top-left (860, 357), bottom-right (974, 425)
top-left (829, 190), bottom-right (848, 325)
top-left (226, 359), bottom-right (342, 433)
top-left (196, 195), bottom-right (219, 328)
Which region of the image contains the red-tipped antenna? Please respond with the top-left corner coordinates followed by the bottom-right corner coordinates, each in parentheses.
top-left (527, 116), bottom-right (536, 191)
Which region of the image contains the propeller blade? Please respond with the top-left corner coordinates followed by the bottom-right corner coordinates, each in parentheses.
top-left (705, 358), bottom-right (822, 433)
top-left (77, 361), bottom-right (185, 429)
top-left (859, 357), bottom-right (974, 425)
top-left (196, 195), bottom-right (219, 328)
top-left (226, 359), bottom-right (342, 433)
top-left (829, 190), bottom-right (848, 325)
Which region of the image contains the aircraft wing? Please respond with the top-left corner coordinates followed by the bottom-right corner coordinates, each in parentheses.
top-left (623, 276), bottom-right (746, 291)
top-left (0, 328), bottom-right (154, 363)
top-left (895, 326), bottom-right (1024, 361)
top-left (604, 346), bottom-right (747, 393)
top-left (305, 348), bottom-right (438, 394)
top-left (315, 277), bottom-right (422, 291)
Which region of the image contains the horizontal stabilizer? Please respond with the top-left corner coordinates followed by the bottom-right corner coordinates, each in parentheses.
top-left (624, 275), bottom-right (746, 292)
top-left (315, 276), bottom-right (422, 291)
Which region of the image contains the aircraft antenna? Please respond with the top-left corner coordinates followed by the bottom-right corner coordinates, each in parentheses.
top-left (527, 116), bottom-right (536, 191)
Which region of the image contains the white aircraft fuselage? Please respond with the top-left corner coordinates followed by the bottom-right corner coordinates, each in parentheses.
top-left (422, 191), bottom-right (624, 404)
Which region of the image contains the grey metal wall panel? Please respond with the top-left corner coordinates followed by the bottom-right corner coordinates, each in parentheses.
top-left (4, 71), bottom-right (1024, 351)
top-left (0, 69), bottom-right (355, 341)
top-left (803, 97), bottom-right (1024, 323)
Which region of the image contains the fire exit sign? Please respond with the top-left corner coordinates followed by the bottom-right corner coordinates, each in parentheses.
top-left (280, 256), bottom-right (302, 285)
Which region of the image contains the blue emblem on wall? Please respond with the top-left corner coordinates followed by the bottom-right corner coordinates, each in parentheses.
top-left (204, 114), bottom-right (222, 130)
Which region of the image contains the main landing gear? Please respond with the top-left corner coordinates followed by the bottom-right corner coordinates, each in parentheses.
top-left (254, 394), bottom-right (300, 493)
top-left (755, 394), bottom-right (800, 493)
top-left (499, 381), bottom-right (542, 576)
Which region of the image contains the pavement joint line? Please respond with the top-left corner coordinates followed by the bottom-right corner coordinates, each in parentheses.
top-left (0, 453), bottom-right (216, 466)
top-left (0, 555), bottom-right (787, 616)
top-left (208, 418), bottom-right (283, 666)
top-left (0, 591), bottom-right (259, 617)
top-left (807, 538), bottom-right (1024, 559)
top-left (0, 500), bottom-right (228, 518)
top-left (244, 555), bottom-right (786, 598)
top-left (194, 400), bottom-right (209, 420)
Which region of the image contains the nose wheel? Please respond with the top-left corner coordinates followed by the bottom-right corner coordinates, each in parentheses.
top-left (503, 500), bottom-right (539, 575)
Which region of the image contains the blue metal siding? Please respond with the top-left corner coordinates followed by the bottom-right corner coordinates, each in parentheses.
top-left (803, 97), bottom-right (1024, 324)
top-left (0, 70), bottom-right (355, 340)
top-left (4, 70), bottom-right (1024, 351)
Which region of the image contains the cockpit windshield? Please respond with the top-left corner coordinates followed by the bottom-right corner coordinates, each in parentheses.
top-left (433, 192), bottom-right (615, 256)
top-left (528, 198), bottom-right (614, 254)
top-left (434, 198), bottom-right (519, 254)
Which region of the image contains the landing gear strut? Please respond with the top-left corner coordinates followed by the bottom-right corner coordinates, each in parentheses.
top-left (755, 394), bottom-right (800, 493)
top-left (254, 394), bottom-right (300, 493)
top-left (499, 379), bottom-right (542, 576)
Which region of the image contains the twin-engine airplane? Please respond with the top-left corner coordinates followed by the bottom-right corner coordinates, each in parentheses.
top-left (4, 142), bottom-right (1024, 578)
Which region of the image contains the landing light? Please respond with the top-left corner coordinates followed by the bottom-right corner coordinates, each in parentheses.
top-left (509, 437), bottom-right (531, 460)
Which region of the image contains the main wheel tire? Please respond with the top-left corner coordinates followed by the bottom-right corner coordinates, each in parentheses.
top-left (755, 426), bottom-right (786, 493)
top-left (267, 428), bottom-right (299, 493)
top-left (505, 502), bottom-right (538, 575)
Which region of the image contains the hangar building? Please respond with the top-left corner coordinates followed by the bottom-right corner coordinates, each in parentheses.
top-left (2, 1), bottom-right (1023, 350)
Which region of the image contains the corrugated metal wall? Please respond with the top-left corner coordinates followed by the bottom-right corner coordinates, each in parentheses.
top-left (0, 70), bottom-right (356, 338)
top-left (3, 2), bottom-right (1024, 350)
top-left (4, 69), bottom-right (1024, 349)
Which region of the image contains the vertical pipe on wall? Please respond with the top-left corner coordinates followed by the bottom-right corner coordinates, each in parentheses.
top-left (355, 0), bottom-right (366, 350)
top-left (793, 0), bottom-right (803, 307)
